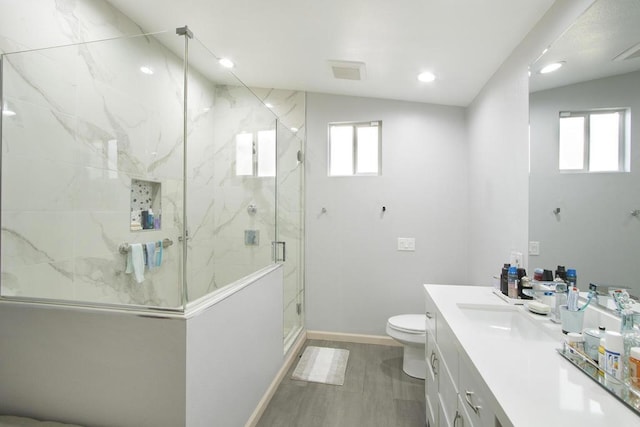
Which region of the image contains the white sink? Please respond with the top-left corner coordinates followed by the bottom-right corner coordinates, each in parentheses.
top-left (457, 303), bottom-right (558, 341)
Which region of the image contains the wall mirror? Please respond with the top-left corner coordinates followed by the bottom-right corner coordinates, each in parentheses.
top-left (529, 0), bottom-right (640, 298)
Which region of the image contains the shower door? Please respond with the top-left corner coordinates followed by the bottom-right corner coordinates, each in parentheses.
top-left (276, 120), bottom-right (304, 350)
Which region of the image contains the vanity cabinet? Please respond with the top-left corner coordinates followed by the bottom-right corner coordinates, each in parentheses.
top-left (425, 290), bottom-right (499, 427)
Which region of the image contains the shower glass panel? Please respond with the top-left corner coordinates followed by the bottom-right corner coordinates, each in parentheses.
top-left (0, 28), bottom-right (304, 329)
top-left (276, 121), bottom-right (305, 349)
top-left (184, 37), bottom-right (277, 301)
top-left (0, 32), bottom-right (187, 310)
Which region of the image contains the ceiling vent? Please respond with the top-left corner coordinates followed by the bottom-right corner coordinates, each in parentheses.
top-left (613, 41), bottom-right (640, 61)
top-left (328, 60), bottom-right (366, 80)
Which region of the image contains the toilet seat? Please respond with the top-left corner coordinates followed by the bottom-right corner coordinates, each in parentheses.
top-left (387, 314), bottom-right (426, 334)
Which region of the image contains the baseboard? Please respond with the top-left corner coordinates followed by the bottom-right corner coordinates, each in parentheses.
top-left (306, 330), bottom-right (401, 347)
top-left (245, 329), bottom-right (307, 427)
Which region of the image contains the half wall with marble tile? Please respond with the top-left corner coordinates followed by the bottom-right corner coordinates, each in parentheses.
top-left (1, 13), bottom-right (305, 316)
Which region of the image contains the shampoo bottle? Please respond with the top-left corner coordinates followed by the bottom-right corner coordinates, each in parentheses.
top-left (507, 266), bottom-right (518, 299)
top-left (147, 209), bottom-right (154, 229)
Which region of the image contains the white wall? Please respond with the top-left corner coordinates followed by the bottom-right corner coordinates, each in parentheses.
top-left (185, 266), bottom-right (283, 426)
top-left (305, 93), bottom-right (468, 335)
top-left (0, 304), bottom-right (187, 426)
top-left (0, 266), bottom-right (285, 427)
top-left (529, 71), bottom-right (640, 289)
top-left (466, 0), bottom-right (595, 284)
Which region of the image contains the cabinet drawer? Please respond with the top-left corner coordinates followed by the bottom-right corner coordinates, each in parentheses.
top-left (459, 354), bottom-right (494, 427)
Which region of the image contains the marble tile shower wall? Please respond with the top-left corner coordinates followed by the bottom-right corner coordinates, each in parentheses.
top-left (0, 0), bottom-right (306, 308)
top-left (1, 32), bottom-right (185, 306)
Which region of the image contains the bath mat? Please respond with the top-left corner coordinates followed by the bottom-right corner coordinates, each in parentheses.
top-left (292, 346), bottom-right (350, 385)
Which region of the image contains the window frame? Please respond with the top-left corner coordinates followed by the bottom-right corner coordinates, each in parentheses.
top-left (558, 108), bottom-right (629, 173)
top-left (234, 128), bottom-right (277, 178)
top-left (327, 120), bottom-right (382, 177)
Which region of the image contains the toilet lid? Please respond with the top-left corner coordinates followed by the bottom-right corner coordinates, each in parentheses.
top-left (388, 314), bottom-right (426, 333)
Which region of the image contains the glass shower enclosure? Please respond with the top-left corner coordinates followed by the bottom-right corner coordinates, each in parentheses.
top-left (0, 27), bottom-right (304, 345)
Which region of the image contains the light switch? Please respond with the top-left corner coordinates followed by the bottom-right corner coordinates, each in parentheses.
top-left (397, 237), bottom-right (415, 251)
top-left (529, 241), bottom-right (540, 256)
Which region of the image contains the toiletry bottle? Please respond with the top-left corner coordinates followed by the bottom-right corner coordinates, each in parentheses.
top-left (154, 209), bottom-right (161, 229)
top-left (566, 269), bottom-right (577, 288)
top-left (507, 266), bottom-right (518, 299)
top-left (147, 209), bottom-right (154, 229)
top-left (500, 264), bottom-right (510, 296)
top-left (141, 210), bottom-right (149, 229)
top-left (620, 310), bottom-right (640, 382)
top-left (555, 265), bottom-right (567, 281)
top-left (630, 347), bottom-right (640, 392)
top-left (605, 331), bottom-right (624, 381)
top-left (598, 336), bottom-right (606, 376)
top-left (533, 268), bottom-right (543, 281)
top-left (517, 268), bottom-right (531, 299)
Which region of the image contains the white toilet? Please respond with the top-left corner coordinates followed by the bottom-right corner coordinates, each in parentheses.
top-left (386, 314), bottom-right (427, 379)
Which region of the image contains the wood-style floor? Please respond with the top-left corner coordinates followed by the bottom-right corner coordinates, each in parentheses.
top-left (256, 339), bottom-right (426, 427)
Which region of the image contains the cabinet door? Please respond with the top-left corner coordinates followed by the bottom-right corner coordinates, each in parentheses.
top-left (437, 317), bottom-right (459, 385)
top-left (459, 354), bottom-right (494, 427)
top-left (438, 348), bottom-right (458, 427)
top-left (456, 396), bottom-right (475, 427)
top-left (426, 332), bottom-right (439, 427)
top-left (437, 399), bottom-right (452, 427)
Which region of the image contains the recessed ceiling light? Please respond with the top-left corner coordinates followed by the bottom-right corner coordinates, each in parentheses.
top-left (219, 58), bottom-right (234, 69)
top-left (539, 62), bottom-right (564, 74)
top-left (140, 66), bottom-right (154, 75)
top-left (291, 127), bottom-right (298, 132)
top-left (417, 71), bottom-right (436, 83)
top-left (265, 103), bottom-right (274, 109)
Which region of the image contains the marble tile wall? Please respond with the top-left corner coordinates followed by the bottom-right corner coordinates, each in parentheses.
top-left (1, 0), bottom-right (305, 311)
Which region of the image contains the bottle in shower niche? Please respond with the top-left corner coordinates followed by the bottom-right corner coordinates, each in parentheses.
top-left (147, 209), bottom-right (155, 229)
top-left (508, 266), bottom-right (518, 299)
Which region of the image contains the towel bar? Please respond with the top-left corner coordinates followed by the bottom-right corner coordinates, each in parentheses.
top-left (119, 238), bottom-right (173, 254)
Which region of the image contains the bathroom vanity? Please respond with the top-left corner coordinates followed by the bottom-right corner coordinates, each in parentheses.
top-left (424, 284), bottom-right (639, 427)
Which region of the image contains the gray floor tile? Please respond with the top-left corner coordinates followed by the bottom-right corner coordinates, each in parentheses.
top-left (256, 340), bottom-right (426, 427)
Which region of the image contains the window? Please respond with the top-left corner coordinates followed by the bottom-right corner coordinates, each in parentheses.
top-left (328, 121), bottom-right (381, 176)
top-left (558, 109), bottom-right (629, 172)
top-left (235, 129), bottom-right (276, 177)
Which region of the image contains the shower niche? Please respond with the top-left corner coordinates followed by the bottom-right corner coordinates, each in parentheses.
top-left (130, 179), bottom-right (161, 231)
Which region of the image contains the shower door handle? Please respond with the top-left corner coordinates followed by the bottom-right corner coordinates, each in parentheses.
top-left (273, 241), bottom-right (286, 262)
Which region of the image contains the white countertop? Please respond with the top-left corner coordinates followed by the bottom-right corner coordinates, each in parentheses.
top-left (424, 284), bottom-right (640, 427)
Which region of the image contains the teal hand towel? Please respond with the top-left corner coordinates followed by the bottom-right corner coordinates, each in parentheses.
top-left (155, 241), bottom-right (163, 267)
